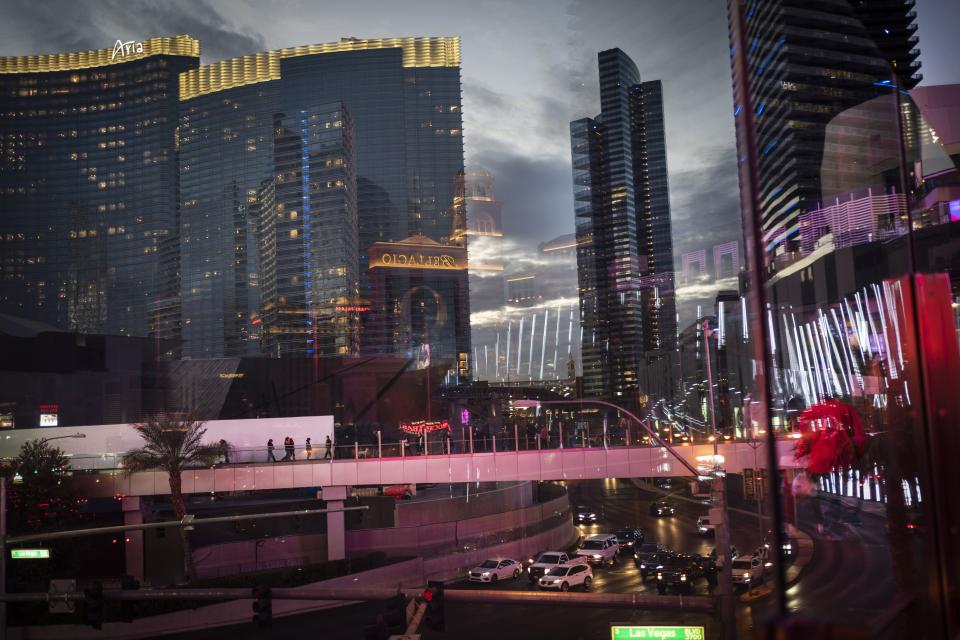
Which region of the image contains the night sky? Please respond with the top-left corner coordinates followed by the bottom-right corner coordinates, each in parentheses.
top-left (2, 0), bottom-right (957, 329)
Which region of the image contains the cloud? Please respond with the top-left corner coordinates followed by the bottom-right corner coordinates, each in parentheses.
top-left (466, 152), bottom-right (575, 250)
top-left (669, 146), bottom-right (743, 263)
top-left (0, 0), bottom-right (265, 63)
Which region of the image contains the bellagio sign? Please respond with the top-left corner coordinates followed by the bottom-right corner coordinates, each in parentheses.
top-left (368, 241), bottom-right (466, 271)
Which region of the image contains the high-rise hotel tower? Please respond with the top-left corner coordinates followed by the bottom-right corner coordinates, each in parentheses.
top-left (571, 48), bottom-right (677, 401)
top-left (0, 36), bottom-right (470, 370)
top-left (0, 36), bottom-right (200, 340)
top-left (727, 0), bottom-right (922, 261)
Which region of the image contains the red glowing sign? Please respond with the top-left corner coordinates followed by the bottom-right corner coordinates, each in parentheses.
top-left (400, 420), bottom-right (450, 435)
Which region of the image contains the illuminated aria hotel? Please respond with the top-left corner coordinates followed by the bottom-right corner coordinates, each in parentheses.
top-left (0, 36), bottom-right (470, 371)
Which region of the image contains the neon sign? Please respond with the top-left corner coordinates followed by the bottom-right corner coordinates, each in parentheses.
top-left (400, 420), bottom-right (450, 434)
top-left (111, 40), bottom-right (144, 60)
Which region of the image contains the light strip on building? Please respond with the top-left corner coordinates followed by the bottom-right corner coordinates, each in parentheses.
top-left (180, 37), bottom-right (461, 100)
top-left (0, 35), bottom-right (200, 74)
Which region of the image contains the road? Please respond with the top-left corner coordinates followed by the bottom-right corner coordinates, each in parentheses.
top-left (782, 496), bottom-right (898, 628)
top-left (173, 478), bottom-right (781, 640)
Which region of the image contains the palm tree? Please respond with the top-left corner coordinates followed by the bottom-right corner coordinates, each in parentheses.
top-left (121, 413), bottom-right (220, 581)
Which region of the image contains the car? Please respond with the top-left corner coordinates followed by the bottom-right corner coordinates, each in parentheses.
top-left (633, 542), bottom-right (665, 569)
top-left (696, 515), bottom-right (716, 536)
top-left (468, 558), bottom-right (522, 583)
top-left (574, 505), bottom-right (598, 524)
top-left (649, 501), bottom-right (676, 517)
top-left (656, 554), bottom-right (712, 595)
top-left (537, 562), bottom-right (594, 591)
top-left (382, 484), bottom-right (414, 500)
top-left (709, 545), bottom-right (739, 568)
top-left (730, 556), bottom-right (765, 588)
top-left (523, 550), bottom-right (544, 569)
top-left (576, 533), bottom-right (620, 566)
top-left (762, 528), bottom-right (795, 559)
top-left (614, 527), bottom-right (644, 550)
top-left (689, 553), bottom-right (719, 587)
top-left (637, 551), bottom-right (674, 580)
top-left (527, 551), bottom-right (585, 583)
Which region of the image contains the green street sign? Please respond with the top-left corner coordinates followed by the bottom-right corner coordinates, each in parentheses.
top-left (11, 549), bottom-right (50, 560)
top-left (611, 625), bottom-right (705, 640)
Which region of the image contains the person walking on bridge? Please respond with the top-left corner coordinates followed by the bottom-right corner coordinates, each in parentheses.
top-left (267, 438), bottom-right (277, 463)
top-left (324, 435), bottom-right (333, 460)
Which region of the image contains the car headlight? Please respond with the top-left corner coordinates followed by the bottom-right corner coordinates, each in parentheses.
top-left (657, 572), bottom-right (663, 580)
top-left (592, 554), bottom-right (602, 559)
top-left (527, 567), bottom-right (531, 572)
top-left (482, 572), bottom-right (490, 577)
top-left (640, 563), bottom-right (646, 569)
top-left (680, 574), bottom-right (687, 581)
top-left (743, 572), bottom-right (751, 579)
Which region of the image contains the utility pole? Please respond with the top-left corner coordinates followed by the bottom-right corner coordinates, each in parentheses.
top-left (746, 432), bottom-right (765, 542)
top-left (1, 477), bottom-right (6, 640)
top-left (703, 318), bottom-right (736, 640)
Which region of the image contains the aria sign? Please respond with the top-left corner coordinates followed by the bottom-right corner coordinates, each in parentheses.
top-left (111, 39), bottom-right (144, 60)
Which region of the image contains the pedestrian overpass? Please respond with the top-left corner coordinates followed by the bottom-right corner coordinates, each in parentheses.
top-left (68, 440), bottom-right (798, 499)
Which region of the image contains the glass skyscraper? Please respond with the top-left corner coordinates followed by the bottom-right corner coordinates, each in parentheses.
top-left (177, 37), bottom-right (468, 363)
top-left (571, 48), bottom-right (677, 401)
top-left (0, 36), bottom-right (200, 341)
top-left (263, 104), bottom-right (358, 358)
top-left (726, 0), bottom-right (922, 261)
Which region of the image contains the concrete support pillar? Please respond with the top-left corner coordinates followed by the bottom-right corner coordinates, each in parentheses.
top-left (322, 486), bottom-right (348, 561)
top-left (121, 496), bottom-right (144, 583)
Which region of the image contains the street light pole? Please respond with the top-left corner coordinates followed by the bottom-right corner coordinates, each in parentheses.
top-left (39, 433), bottom-right (87, 444)
top-left (702, 318), bottom-right (736, 640)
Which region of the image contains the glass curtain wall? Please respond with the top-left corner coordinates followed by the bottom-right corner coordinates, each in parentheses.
top-left (729, 0), bottom-right (960, 637)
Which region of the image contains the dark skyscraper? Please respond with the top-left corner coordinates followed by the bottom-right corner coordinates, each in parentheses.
top-left (0, 36), bottom-right (200, 340)
top-left (571, 48), bottom-right (677, 401)
top-left (177, 37), bottom-right (468, 364)
top-left (261, 104), bottom-right (359, 358)
top-left (727, 0), bottom-right (922, 260)
top-left (2, 36), bottom-right (468, 369)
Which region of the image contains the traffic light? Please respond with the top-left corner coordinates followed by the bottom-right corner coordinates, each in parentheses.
top-left (119, 575), bottom-right (141, 623)
top-left (83, 581), bottom-right (104, 629)
top-left (423, 580), bottom-right (445, 632)
top-left (252, 585), bottom-right (272, 627)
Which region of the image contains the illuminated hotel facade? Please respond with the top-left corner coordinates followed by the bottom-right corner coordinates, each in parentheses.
top-left (727, 0), bottom-right (922, 261)
top-left (0, 36), bottom-right (469, 368)
top-left (367, 235), bottom-right (470, 372)
top-left (0, 36), bottom-right (200, 341)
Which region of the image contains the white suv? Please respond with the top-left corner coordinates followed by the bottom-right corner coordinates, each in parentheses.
top-left (576, 534), bottom-right (619, 566)
top-left (696, 516), bottom-right (716, 536)
top-left (538, 562), bottom-right (593, 591)
top-left (730, 556), bottom-right (764, 587)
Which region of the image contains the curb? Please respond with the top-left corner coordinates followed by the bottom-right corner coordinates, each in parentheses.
top-left (784, 523), bottom-right (813, 587)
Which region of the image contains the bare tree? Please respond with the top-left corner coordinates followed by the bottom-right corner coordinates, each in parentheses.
top-left (121, 413), bottom-right (219, 581)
